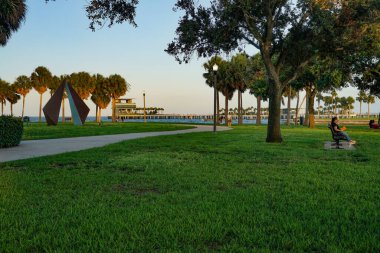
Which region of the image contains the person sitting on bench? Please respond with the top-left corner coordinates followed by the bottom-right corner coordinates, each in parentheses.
top-left (369, 120), bottom-right (379, 129)
top-left (331, 117), bottom-right (356, 145)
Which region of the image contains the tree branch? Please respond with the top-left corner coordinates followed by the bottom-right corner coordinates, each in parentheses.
top-left (283, 60), bottom-right (310, 88)
top-left (241, 11), bottom-right (263, 45)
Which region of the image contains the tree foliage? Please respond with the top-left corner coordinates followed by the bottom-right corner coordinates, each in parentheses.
top-left (0, 0), bottom-right (27, 46)
top-left (165, 0), bottom-right (379, 142)
top-left (69, 72), bottom-right (95, 100)
top-left (45, 0), bottom-right (139, 31)
top-left (31, 66), bottom-right (52, 95)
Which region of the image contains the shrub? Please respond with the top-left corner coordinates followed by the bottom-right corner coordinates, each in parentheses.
top-left (0, 115), bottom-right (23, 148)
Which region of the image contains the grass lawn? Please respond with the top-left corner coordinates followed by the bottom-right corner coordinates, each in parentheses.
top-left (22, 122), bottom-right (195, 140)
top-left (1, 125), bottom-right (379, 252)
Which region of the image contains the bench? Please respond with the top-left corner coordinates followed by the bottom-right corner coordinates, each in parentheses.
top-left (328, 124), bottom-right (348, 149)
top-left (22, 116), bottom-right (30, 126)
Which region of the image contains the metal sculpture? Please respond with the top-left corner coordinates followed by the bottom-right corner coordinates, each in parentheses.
top-left (43, 81), bottom-right (90, 126)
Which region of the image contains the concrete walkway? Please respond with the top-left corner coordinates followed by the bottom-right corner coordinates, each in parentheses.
top-left (0, 125), bottom-right (231, 163)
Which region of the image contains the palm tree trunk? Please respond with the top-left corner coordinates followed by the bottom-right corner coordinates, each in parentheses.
top-left (295, 92), bottom-right (300, 125)
top-left (237, 90), bottom-right (241, 125)
top-left (62, 98), bottom-right (65, 123)
top-left (10, 103), bottom-right (13, 116)
top-left (304, 89), bottom-right (310, 126)
top-left (1, 101), bottom-right (3, 115)
top-left (240, 92), bottom-right (243, 125)
top-left (225, 95), bottom-right (228, 126)
top-left (39, 93), bottom-right (42, 122)
top-left (368, 103), bottom-right (370, 119)
top-left (217, 92), bottom-right (220, 125)
top-left (359, 101), bottom-right (362, 116)
top-left (95, 105), bottom-right (99, 123)
top-left (22, 95), bottom-right (25, 118)
top-left (256, 95), bottom-right (261, 125)
top-left (112, 97), bottom-right (116, 122)
top-left (99, 108), bottom-right (102, 123)
top-left (287, 86), bottom-right (291, 126)
top-left (317, 100), bottom-right (320, 118)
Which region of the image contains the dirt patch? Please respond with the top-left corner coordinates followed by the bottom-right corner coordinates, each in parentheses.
top-left (207, 241), bottom-right (223, 251)
top-left (132, 188), bottom-right (162, 195)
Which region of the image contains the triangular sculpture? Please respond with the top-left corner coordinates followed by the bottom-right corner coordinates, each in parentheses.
top-left (43, 81), bottom-right (90, 126)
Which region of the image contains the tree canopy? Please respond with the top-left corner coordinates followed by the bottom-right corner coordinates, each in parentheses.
top-left (0, 0), bottom-right (27, 46)
top-left (165, 0), bottom-right (379, 142)
top-left (45, 0), bottom-right (139, 31)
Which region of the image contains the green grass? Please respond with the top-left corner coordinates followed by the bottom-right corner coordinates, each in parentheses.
top-left (22, 122), bottom-right (194, 140)
top-left (1, 125), bottom-right (379, 252)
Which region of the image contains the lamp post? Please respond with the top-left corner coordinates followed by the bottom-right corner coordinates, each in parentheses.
top-left (143, 91), bottom-right (146, 124)
top-left (212, 63), bottom-right (218, 132)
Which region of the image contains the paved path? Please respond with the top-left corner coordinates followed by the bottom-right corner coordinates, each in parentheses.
top-left (0, 125), bottom-right (231, 163)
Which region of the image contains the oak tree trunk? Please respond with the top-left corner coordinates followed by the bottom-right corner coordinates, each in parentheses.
top-left (266, 85), bottom-right (283, 143)
top-left (304, 90), bottom-right (310, 126)
top-left (308, 92), bottom-right (316, 128)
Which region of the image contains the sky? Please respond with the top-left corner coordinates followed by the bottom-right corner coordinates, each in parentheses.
top-left (0, 0), bottom-right (379, 117)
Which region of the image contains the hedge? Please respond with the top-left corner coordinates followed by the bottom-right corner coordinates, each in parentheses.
top-left (0, 116), bottom-right (23, 148)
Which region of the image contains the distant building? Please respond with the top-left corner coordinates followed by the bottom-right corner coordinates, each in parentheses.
top-left (115, 98), bottom-right (164, 119)
top-left (115, 98), bottom-right (137, 117)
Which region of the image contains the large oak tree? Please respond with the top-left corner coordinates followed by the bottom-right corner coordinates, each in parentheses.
top-left (165, 0), bottom-right (378, 142)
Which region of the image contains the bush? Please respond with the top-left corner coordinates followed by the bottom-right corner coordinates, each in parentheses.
top-left (0, 116), bottom-right (23, 148)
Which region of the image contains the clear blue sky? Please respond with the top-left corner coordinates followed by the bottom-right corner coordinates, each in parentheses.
top-left (0, 0), bottom-right (378, 117)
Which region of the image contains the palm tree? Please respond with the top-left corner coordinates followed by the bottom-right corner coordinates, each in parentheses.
top-left (69, 72), bottom-right (95, 100)
top-left (364, 94), bottom-right (375, 118)
top-left (247, 54), bottom-right (268, 126)
top-left (108, 74), bottom-right (129, 122)
top-left (31, 66), bottom-right (52, 122)
top-left (0, 79), bottom-right (10, 115)
top-left (48, 75), bottom-right (61, 96)
top-left (283, 85), bottom-right (297, 126)
top-left (316, 92), bottom-right (324, 118)
top-left (216, 61), bottom-right (235, 126)
top-left (346, 96), bottom-right (355, 116)
top-left (0, 0), bottom-right (27, 46)
top-left (323, 96), bottom-right (333, 118)
top-left (230, 54), bottom-right (249, 125)
top-left (331, 90), bottom-right (338, 115)
top-left (203, 56), bottom-right (224, 123)
top-left (12, 75), bottom-right (31, 117)
top-left (356, 90), bottom-right (367, 116)
top-left (92, 92), bottom-right (110, 123)
top-left (91, 74), bottom-right (110, 123)
top-left (6, 84), bottom-right (20, 116)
